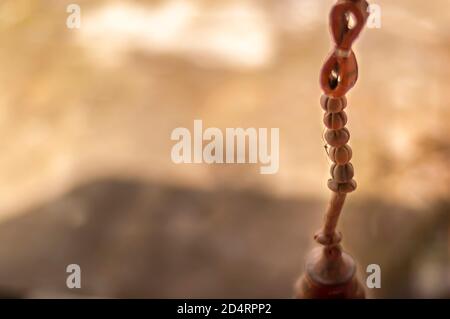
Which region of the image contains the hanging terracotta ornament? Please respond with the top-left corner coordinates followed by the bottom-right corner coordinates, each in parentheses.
top-left (295, 0), bottom-right (370, 299)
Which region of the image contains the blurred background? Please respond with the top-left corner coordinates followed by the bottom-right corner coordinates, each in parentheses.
top-left (0, 0), bottom-right (448, 298)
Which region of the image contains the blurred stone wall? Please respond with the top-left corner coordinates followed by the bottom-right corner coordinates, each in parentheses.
top-left (0, 0), bottom-right (447, 298)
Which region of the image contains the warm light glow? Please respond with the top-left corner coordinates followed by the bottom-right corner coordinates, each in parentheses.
top-left (78, 1), bottom-right (275, 68)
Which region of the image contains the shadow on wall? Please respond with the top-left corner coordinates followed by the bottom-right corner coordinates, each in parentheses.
top-left (0, 178), bottom-right (447, 298)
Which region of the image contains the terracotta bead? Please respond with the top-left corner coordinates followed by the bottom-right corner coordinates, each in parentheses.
top-left (324, 128), bottom-right (350, 147)
top-left (323, 111), bottom-right (347, 130)
top-left (327, 179), bottom-right (357, 193)
top-left (327, 179), bottom-right (339, 192)
top-left (314, 230), bottom-right (342, 246)
top-left (329, 145), bottom-right (352, 164)
top-left (339, 179), bottom-right (357, 193)
top-left (330, 163), bottom-right (354, 183)
top-left (320, 95), bottom-right (347, 113)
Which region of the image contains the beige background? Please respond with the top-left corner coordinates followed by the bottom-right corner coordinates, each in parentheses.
top-left (0, 0), bottom-right (448, 298)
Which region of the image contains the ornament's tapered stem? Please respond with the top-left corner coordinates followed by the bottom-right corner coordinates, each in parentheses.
top-left (323, 192), bottom-right (346, 236)
top-left (295, 190), bottom-right (365, 299)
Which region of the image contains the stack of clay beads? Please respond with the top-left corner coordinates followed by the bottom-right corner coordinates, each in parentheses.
top-left (320, 94), bottom-right (357, 193)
